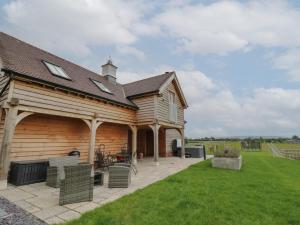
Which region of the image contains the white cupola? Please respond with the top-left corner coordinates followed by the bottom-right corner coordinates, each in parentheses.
top-left (101, 57), bottom-right (117, 84)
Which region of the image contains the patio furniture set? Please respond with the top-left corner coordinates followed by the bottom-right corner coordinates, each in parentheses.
top-left (8, 147), bottom-right (137, 206)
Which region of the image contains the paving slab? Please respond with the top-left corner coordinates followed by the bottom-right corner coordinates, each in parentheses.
top-left (26, 195), bottom-right (58, 209)
top-left (73, 202), bottom-right (99, 213)
top-left (14, 200), bottom-right (40, 213)
top-left (0, 188), bottom-right (34, 202)
top-left (33, 206), bottom-right (68, 220)
top-left (57, 210), bottom-right (81, 221)
top-left (44, 216), bottom-right (65, 225)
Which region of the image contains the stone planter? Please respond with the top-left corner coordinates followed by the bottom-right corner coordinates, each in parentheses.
top-left (212, 156), bottom-right (242, 170)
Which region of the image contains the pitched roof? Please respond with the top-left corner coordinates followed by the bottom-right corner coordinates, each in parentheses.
top-left (123, 72), bottom-right (173, 98)
top-left (0, 32), bottom-right (187, 109)
top-left (0, 32), bottom-right (136, 108)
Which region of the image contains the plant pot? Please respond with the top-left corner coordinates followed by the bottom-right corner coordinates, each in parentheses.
top-left (212, 155), bottom-right (242, 170)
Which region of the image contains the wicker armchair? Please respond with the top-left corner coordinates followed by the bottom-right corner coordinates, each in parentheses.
top-left (46, 156), bottom-right (79, 188)
top-left (113, 162), bottom-right (137, 175)
top-left (108, 165), bottom-right (131, 188)
top-left (59, 164), bottom-right (94, 206)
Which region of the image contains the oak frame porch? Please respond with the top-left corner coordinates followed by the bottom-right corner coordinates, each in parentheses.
top-left (0, 105), bottom-right (185, 189)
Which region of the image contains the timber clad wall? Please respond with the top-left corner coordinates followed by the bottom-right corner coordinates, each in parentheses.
top-left (11, 114), bottom-right (90, 161)
top-left (95, 123), bottom-right (129, 154)
top-left (10, 114), bottom-right (130, 161)
top-left (12, 80), bottom-right (136, 123)
top-left (157, 82), bottom-right (184, 125)
top-left (166, 129), bottom-right (181, 154)
top-left (132, 95), bottom-right (155, 123)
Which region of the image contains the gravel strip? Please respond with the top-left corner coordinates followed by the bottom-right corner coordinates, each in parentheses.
top-left (0, 197), bottom-right (45, 225)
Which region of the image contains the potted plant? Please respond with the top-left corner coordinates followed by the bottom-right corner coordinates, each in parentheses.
top-left (212, 148), bottom-right (242, 170)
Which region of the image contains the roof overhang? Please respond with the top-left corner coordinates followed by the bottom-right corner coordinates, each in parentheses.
top-left (158, 71), bottom-right (188, 108)
top-left (1, 68), bottom-right (139, 110)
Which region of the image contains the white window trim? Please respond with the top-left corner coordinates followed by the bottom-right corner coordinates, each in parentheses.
top-left (168, 91), bottom-right (177, 122)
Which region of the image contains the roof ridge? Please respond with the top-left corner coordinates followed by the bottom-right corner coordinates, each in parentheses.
top-left (123, 71), bottom-right (173, 86)
top-left (0, 31), bottom-right (114, 82)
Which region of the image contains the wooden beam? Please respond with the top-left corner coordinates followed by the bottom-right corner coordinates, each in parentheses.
top-left (15, 111), bottom-right (34, 125)
top-left (82, 119), bottom-right (91, 130)
top-left (0, 106), bottom-right (18, 189)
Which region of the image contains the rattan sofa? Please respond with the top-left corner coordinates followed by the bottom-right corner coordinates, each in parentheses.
top-left (59, 164), bottom-right (94, 205)
top-left (46, 156), bottom-right (79, 188)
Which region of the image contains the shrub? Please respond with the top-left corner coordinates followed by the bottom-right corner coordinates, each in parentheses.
top-left (214, 148), bottom-right (240, 158)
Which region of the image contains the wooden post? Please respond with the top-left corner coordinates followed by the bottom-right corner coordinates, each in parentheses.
top-left (180, 128), bottom-right (185, 158)
top-left (150, 123), bottom-right (160, 165)
top-left (129, 125), bottom-right (137, 164)
top-left (0, 106), bottom-right (18, 189)
top-left (89, 120), bottom-right (103, 164)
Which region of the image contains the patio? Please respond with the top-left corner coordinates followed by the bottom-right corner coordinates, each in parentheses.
top-left (0, 157), bottom-right (205, 224)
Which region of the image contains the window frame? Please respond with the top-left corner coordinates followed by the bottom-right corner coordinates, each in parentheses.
top-left (168, 91), bottom-right (177, 122)
top-left (43, 60), bottom-right (71, 80)
top-left (90, 79), bottom-right (113, 94)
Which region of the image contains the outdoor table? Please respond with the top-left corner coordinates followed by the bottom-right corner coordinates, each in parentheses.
top-left (116, 152), bottom-right (131, 162)
top-left (94, 170), bottom-right (104, 186)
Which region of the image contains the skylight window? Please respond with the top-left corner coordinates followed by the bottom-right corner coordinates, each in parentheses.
top-left (91, 79), bottom-right (112, 94)
top-left (43, 61), bottom-right (71, 80)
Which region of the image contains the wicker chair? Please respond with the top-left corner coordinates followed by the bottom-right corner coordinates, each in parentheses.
top-left (113, 162), bottom-right (137, 175)
top-left (59, 164), bottom-right (94, 206)
top-left (108, 165), bottom-right (131, 188)
top-left (46, 156), bottom-right (79, 188)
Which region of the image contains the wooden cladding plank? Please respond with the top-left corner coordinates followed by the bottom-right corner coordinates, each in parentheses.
top-left (11, 114), bottom-right (90, 161)
top-left (10, 113), bottom-right (131, 162)
top-left (166, 129), bottom-right (181, 153)
top-left (132, 95), bottom-right (155, 122)
top-left (95, 123), bottom-right (129, 155)
top-left (13, 80), bottom-right (136, 123)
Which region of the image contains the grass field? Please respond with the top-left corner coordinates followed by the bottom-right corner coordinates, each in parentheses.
top-left (275, 143), bottom-right (300, 150)
top-left (62, 152), bottom-right (300, 225)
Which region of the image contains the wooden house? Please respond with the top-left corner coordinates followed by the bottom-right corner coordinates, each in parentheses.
top-left (0, 32), bottom-right (188, 189)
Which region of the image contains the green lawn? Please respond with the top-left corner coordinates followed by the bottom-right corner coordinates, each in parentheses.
top-left (63, 152), bottom-right (300, 225)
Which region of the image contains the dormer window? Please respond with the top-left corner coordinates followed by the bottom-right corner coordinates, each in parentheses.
top-left (43, 61), bottom-right (71, 80)
top-left (91, 79), bottom-right (112, 94)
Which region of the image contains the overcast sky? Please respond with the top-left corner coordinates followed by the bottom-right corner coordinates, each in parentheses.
top-left (0, 0), bottom-right (300, 138)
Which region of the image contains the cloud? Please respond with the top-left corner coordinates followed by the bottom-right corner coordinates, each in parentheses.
top-left (272, 49), bottom-right (300, 81)
top-left (119, 67), bottom-right (300, 138)
top-left (1, 0), bottom-right (145, 56)
top-left (148, 1), bottom-right (300, 55)
top-left (116, 46), bottom-right (146, 61)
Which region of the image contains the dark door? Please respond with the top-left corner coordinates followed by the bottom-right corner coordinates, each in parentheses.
top-left (145, 130), bottom-right (154, 156)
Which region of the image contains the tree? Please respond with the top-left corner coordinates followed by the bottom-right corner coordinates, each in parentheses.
top-left (292, 135), bottom-right (299, 140)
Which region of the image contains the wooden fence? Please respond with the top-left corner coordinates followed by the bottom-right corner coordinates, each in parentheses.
top-left (268, 143), bottom-right (300, 160)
